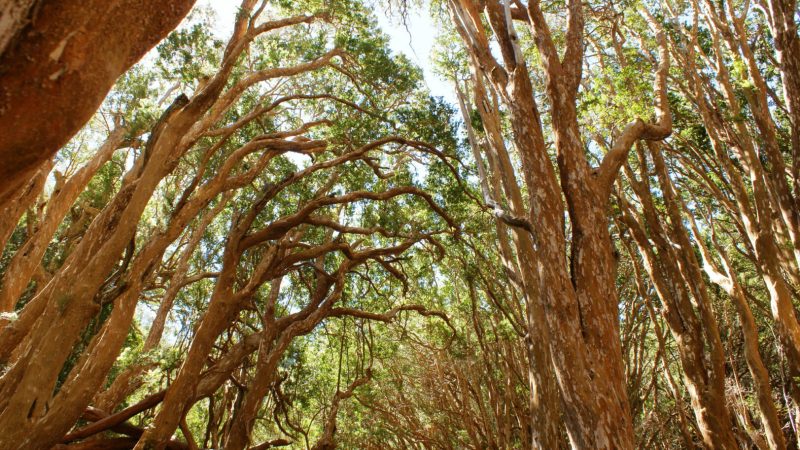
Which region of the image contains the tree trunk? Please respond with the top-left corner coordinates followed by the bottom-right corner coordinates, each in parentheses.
top-left (0, 0), bottom-right (195, 206)
top-left (0, 127), bottom-right (126, 312)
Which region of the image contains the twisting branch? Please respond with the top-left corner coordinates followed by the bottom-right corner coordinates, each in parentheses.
top-left (448, 0), bottom-right (509, 88)
top-left (62, 391), bottom-right (167, 442)
top-left (595, 30), bottom-right (672, 200)
top-left (240, 185), bottom-right (457, 250)
top-left (309, 371), bottom-right (373, 450)
top-left (328, 304), bottom-right (457, 336)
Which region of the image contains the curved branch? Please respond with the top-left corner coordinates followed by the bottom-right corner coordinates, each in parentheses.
top-left (62, 391), bottom-right (166, 442)
top-left (329, 304), bottom-right (456, 336)
top-left (595, 31), bottom-right (672, 200)
top-left (241, 186), bottom-right (456, 250)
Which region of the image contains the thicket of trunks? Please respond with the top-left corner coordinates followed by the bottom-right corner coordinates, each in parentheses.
top-left (1, 0), bottom-right (800, 449)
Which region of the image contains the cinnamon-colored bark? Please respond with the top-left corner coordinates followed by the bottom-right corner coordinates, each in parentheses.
top-left (0, 0), bottom-right (195, 206)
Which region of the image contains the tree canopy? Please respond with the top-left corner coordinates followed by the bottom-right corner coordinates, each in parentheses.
top-left (1, 0), bottom-right (800, 449)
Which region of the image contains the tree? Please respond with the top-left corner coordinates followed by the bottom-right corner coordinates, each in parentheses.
top-left (3, 0), bottom-right (800, 448)
top-left (0, 2), bottom-right (456, 448)
top-left (0, 0), bottom-right (195, 206)
top-left (442, 1), bottom-right (670, 447)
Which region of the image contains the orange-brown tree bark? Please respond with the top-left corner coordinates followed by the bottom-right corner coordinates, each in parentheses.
top-left (617, 145), bottom-right (737, 449)
top-left (0, 0), bottom-right (195, 206)
top-left (446, 1), bottom-right (671, 447)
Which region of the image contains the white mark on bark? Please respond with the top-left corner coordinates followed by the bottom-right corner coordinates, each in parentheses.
top-left (49, 68), bottom-right (65, 81)
top-left (49, 31), bottom-right (77, 62)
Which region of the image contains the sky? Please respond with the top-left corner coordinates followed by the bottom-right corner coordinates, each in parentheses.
top-left (204, 0), bottom-right (455, 103)
top-left (372, 4), bottom-right (456, 103)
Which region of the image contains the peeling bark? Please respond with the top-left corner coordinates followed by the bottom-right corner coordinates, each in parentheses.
top-left (0, 0), bottom-right (195, 206)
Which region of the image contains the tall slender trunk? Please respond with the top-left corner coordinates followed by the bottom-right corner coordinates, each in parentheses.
top-left (455, 72), bottom-right (563, 448)
top-left (688, 210), bottom-right (786, 450)
top-left (0, 159), bottom-right (51, 255)
top-left (0, 127), bottom-right (126, 312)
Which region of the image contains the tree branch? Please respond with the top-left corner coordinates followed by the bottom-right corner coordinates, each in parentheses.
top-left (61, 391), bottom-right (166, 443)
top-left (595, 31), bottom-right (672, 200)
